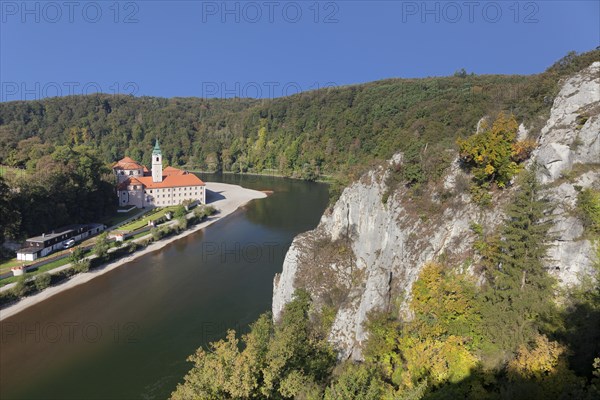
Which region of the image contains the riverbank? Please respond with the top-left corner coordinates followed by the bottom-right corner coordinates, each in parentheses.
top-left (192, 169), bottom-right (336, 184)
top-left (0, 182), bottom-right (267, 321)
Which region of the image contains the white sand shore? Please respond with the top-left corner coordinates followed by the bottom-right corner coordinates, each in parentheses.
top-left (0, 182), bottom-right (267, 321)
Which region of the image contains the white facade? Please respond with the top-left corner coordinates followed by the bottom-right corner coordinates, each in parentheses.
top-left (116, 167), bottom-right (143, 183)
top-left (152, 144), bottom-right (163, 183)
top-left (16, 224), bottom-right (105, 262)
top-left (145, 186), bottom-right (206, 207)
top-left (114, 141), bottom-right (207, 209)
top-left (118, 183), bottom-right (206, 208)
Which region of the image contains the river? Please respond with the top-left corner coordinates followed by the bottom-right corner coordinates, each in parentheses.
top-left (0, 174), bottom-right (329, 400)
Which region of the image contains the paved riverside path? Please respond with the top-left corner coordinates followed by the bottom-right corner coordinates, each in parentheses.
top-left (0, 182), bottom-right (267, 320)
top-left (0, 208), bottom-right (148, 281)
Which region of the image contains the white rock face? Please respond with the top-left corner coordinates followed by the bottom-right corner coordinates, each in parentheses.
top-left (271, 240), bottom-right (301, 319)
top-left (273, 163), bottom-right (503, 359)
top-left (535, 61), bottom-right (600, 184)
top-left (533, 61), bottom-right (600, 285)
top-left (272, 62), bottom-right (600, 360)
top-left (543, 171), bottom-right (600, 286)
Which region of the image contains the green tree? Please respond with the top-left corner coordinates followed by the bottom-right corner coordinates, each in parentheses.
top-left (174, 205), bottom-right (187, 218)
top-left (457, 112), bottom-right (534, 189)
top-left (69, 247), bottom-right (86, 264)
top-left (13, 275), bottom-right (28, 297)
top-left (577, 188), bottom-right (600, 235)
top-left (481, 169), bottom-right (556, 352)
top-left (324, 363), bottom-right (387, 400)
top-left (34, 273), bottom-right (51, 291)
top-left (0, 176), bottom-right (20, 243)
top-left (93, 232), bottom-right (110, 260)
top-left (171, 290), bottom-right (335, 399)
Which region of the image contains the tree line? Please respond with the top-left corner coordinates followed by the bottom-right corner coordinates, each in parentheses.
top-left (1, 51), bottom-right (597, 183)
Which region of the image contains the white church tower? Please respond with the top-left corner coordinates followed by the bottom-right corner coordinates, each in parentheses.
top-left (152, 139), bottom-right (163, 183)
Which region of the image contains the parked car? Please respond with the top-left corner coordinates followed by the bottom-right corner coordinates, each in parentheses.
top-left (63, 239), bottom-right (76, 249)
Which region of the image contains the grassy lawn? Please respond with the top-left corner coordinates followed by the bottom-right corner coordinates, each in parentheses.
top-left (126, 231), bottom-right (153, 241)
top-left (118, 206), bottom-right (178, 232)
top-left (100, 208), bottom-right (145, 227)
top-left (0, 250), bottom-right (94, 287)
top-left (0, 241), bottom-right (93, 275)
top-left (0, 258), bottom-right (23, 275)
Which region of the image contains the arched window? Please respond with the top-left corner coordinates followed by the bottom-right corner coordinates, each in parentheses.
top-left (156, 157), bottom-right (159, 162)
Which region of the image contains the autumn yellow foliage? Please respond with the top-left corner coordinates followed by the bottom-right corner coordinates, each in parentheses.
top-left (508, 335), bottom-right (567, 381)
top-left (457, 112), bottom-right (536, 188)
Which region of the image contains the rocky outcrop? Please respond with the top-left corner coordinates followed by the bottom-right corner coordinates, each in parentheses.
top-left (534, 62), bottom-right (600, 183)
top-left (533, 61), bottom-right (600, 285)
top-left (273, 62), bottom-right (600, 360)
top-left (272, 158), bottom-right (506, 360)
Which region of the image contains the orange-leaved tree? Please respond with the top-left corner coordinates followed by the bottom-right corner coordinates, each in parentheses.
top-left (457, 112), bottom-right (536, 188)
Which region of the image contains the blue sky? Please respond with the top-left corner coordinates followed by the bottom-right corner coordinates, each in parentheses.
top-left (1, 1), bottom-right (598, 101)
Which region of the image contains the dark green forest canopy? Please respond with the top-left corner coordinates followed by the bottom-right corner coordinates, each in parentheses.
top-left (1, 50), bottom-right (597, 180)
top-left (0, 50), bottom-right (597, 242)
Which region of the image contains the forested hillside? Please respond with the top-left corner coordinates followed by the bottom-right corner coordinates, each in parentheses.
top-left (2, 51), bottom-right (597, 181)
top-left (0, 50), bottom-right (597, 244)
top-left (170, 56), bottom-right (600, 399)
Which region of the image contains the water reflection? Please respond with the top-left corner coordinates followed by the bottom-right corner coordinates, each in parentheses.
top-left (0, 175), bottom-right (329, 400)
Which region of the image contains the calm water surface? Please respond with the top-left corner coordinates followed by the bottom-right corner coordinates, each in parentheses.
top-left (0, 174), bottom-right (329, 399)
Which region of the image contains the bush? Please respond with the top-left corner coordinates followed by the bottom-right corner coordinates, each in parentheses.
top-left (0, 289), bottom-right (19, 307)
top-left (174, 205), bottom-right (187, 218)
top-left (94, 232), bottom-right (110, 260)
top-left (193, 205), bottom-right (216, 221)
top-left (577, 188), bottom-right (600, 235)
top-left (73, 259), bottom-right (91, 273)
top-left (12, 275), bottom-right (28, 297)
top-left (457, 113), bottom-right (532, 189)
top-left (34, 273), bottom-right (52, 291)
top-left (151, 227), bottom-right (163, 241)
top-left (177, 216), bottom-right (188, 230)
top-left (69, 247), bottom-right (86, 263)
top-left (127, 241), bottom-right (139, 253)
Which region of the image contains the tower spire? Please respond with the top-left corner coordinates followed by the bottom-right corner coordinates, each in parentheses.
top-left (153, 138), bottom-right (161, 154)
top-left (152, 139), bottom-right (163, 183)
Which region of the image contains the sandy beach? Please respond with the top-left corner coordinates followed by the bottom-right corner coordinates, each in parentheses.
top-left (0, 182), bottom-right (267, 321)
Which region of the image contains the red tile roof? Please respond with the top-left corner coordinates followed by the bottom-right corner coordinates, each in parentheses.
top-left (117, 169), bottom-right (205, 190)
top-left (163, 166), bottom-right (185, 176)
top-left (138, 172), bottom-right (205, 189)
top-left (117, 176), bottom-right (144, 190)
top-left (113, 157), bottom-right (145, 170)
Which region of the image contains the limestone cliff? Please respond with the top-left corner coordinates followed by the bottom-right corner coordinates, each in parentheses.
top-left (272, 62), bottom-right (600, 360)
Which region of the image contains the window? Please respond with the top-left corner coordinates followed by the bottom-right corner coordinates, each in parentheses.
top-left (156, 157), bottom-right (159, 162)
top-left (129, 171), bottom-right (133, 175)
